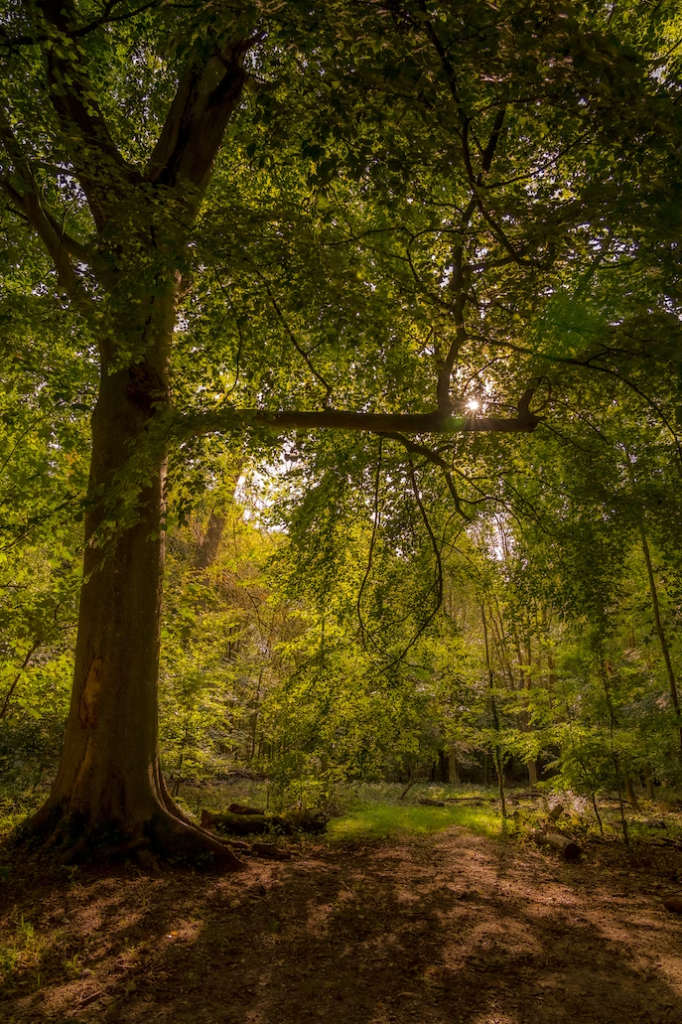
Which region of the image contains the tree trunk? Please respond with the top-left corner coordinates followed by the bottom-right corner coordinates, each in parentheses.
top-left (194, 511), bottom-right (227, 570)
top-left (639, 520), bottom-right (682, 760)
top-left (625, 775), bottom-right (640, 810)
top-left (26, 332), bottom-right (241, 869)
top-left (644, 762), bottom-right (656, 801)
top-left (627, 458), bottom-right (682, 760)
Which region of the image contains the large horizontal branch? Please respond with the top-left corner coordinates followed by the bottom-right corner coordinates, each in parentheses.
top-left (179, 405), bottom-right (541, 439)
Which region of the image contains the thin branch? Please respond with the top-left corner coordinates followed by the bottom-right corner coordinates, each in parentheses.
top-left (0, 641), bottom-right (40, 720)
top-left (0, 122), bottom-right (94, 311)
top-left (377, 430), bottom-right (473, 521)
top-left (407, 455), bottom-right (443, 615)
top-left (0, 0), bottom-right (158, 50)
top-left (252, 268), bottom-right (333, 403)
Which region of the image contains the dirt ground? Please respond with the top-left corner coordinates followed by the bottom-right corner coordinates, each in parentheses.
top-left (2, 825), bottom-right (682, 1024)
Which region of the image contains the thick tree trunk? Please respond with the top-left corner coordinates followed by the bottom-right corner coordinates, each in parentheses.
top-left (26, 324), bottom-right (241, 868)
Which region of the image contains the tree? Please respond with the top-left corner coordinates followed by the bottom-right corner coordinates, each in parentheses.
top-left (0, 0), bottom-right (674, 861)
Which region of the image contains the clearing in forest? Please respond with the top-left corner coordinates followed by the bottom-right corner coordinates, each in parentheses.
top-left (2, 821), bottom-right (682, 1024)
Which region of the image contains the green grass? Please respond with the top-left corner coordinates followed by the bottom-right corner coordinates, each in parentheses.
top-left (0, 786), bottom-right (47, 842)
top-left (178, 779), bottom-right (507, 843)
top-left (326, 800), bottom-right (502, 842)
top-left (324, 782), bottom-right (504, 843)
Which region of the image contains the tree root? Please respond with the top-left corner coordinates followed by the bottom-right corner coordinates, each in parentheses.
top-left (13, 800), bottom-right (245, 871)
top-left (159, 777), bottom-right (246, 849)
top-left (150, 809), bottom-right (244, 870)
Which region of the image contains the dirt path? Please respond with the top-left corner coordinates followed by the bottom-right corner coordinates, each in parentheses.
top-left (2, 826), bottom-right (682, 1023)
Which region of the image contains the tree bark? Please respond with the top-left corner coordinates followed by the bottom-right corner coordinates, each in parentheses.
top-left (638, 519), bottom-right (682, 760)
top-left (626, 458), bottom-right (682, 760)
top-left (7, 3), bottom-right (258, 867)
top-left (26, 315), bottom-right (241, 868)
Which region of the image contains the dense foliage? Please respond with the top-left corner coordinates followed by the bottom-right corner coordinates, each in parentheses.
top-left (2, 0), bottom-right (682, 836)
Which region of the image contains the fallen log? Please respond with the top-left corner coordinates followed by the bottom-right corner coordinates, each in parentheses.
top-left (530, 829), bottom-right (582, 860)
top-left (201, 809), bottom-right (269, 835)
top-left (418, 798), bottom-right (445, 807)
top-left (201, 807), bottom-right (328, 837)
top-left (444, 797), bottom-right (494, 805)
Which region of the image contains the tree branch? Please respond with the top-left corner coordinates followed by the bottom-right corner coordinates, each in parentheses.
top-left (436, 96), bottom-right (507, 412)
top-left (0, 114), bottom-right (94, 308)
top-left (146, 34), bottom-right (261, 193)
top-left (179, 404), bottom-right (542, 440)
top-left (0, 0), bottom-right (158, 51)
top-left (38, 0), bottom-right (140, 228)
top-left (378, 431), bottom-right (473, 522)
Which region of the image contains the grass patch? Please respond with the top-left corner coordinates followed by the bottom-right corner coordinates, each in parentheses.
top-left (178, 779), bottom-right (506, 844)
top-left (326, 801), bottom-right (502, 842)
top-left (326, 783), bottom-right (503, 843)
top-left (0, 786), bottom-right (46, 843)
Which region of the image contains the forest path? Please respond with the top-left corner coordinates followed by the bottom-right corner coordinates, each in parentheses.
top-left (2, 825), bottom-right (682, 1023)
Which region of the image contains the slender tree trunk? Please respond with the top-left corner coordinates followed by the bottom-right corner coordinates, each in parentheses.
top-left (644, 762), bottom-right (656, 801)
top-left (0, 640), bottom-right (40, 720)
top-left (638, 520), bottom-right (682, 760)
top-left (481, 603), bottom-right (506, 818)
top-left (626, 457), bottom-right (682, 760)
top-left (625, 776), bottom-right (639, 810)
top-left (591, 793), bottom-right (604, 835)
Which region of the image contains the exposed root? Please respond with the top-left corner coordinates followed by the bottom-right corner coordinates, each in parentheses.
top-left (159, 776), bottom-right (244, 850)
top-left (150, 809), bottom-right (244, 871)
top-left (43, 824), bottom-right (64, 851)
top-left (107, 836), bottom-right (151, 859)
top-left (61, 837), bottom-right (89, 866)
top-left (13, 800), bottom-right (245, 871)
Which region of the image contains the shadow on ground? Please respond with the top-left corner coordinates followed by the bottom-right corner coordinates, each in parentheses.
top-left (2, 826), bottom-right (682, 1024)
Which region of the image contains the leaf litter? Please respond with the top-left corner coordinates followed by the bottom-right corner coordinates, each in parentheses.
top-left (1, 824), bottom-right (682, 1023)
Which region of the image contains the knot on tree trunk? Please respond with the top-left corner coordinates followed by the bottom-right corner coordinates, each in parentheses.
top-left (126, 362), bottom-right (167, 416)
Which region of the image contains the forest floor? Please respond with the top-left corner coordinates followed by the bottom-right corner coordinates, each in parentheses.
top-left (2, 793), bottom-right (682, 1024)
